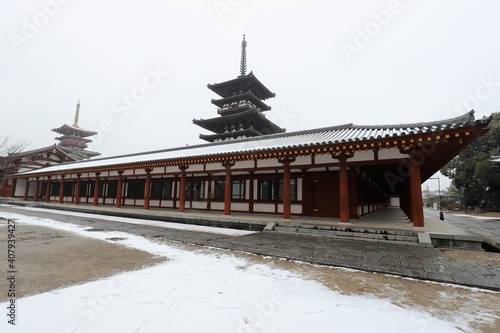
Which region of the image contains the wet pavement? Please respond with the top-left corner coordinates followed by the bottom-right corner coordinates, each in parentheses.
top-left (2, 203), bottom-right (500, 291)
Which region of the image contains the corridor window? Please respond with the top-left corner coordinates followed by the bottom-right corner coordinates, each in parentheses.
top-left (63, 183), bottom-right (73, 196)
top-left (107, 182), bottom-right (117, 197)
top-left (232, 180), bottom-right (245, 200)
top-left (259, 179), bottom-right (276, 200)
top-left (162, 181), bottom-right (172, 199)
top-left (126, 182), bottom-right (145, 198)
top-left (214, 180), bottom-right (225, 200)
top-left (193, 181), bottom-right (205, 200)
top-left (278, 179), bottom-right (297, 201)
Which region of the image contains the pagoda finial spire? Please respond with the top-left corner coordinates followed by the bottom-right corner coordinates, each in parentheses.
top-left (73, 100), bottom-right (80, 128)
top-left (239, 34), bottom-right (247, 77)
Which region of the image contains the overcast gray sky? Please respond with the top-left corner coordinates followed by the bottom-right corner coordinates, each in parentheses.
top-left (2, 0), bottom-right (499, 190)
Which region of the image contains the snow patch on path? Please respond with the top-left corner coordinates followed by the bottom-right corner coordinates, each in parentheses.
top-left (7, 205), bottom-right (257, 236)
top-left (0, 211), bottom-right (476, 333)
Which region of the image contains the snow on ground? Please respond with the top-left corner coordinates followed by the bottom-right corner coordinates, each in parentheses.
top-left (6, 205), bottom-right (256, 236)
top-left (0, 211), bottom-right (471, 333)
top-left (455, 214), bottom-right (500, 221)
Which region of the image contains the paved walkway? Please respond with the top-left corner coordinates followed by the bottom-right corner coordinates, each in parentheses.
top-left (426, 209), bottom-right (500, 248)
top-left (1, 202), bottom-right (499, 291)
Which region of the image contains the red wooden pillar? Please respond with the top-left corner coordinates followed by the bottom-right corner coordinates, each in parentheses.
top-left (283, 161), bottom-right (291, 219)
top-left (349, 172), bottom-right (358, 219)
top-left (9, 178), bottom-right (17, 197)
top-left (279, 157), bottom-right (295, 220)
top-left (74, 174), bottom-right (81, 205)
top-left (45, 176), bottom-right (51, 202)
top-left (410, 164), bottom-right (424, 227)
top-left (223, 161), bottom-right (234, 216)
top-left (23, 178), bottom-right (30, 201)
top-left (93, 172), bottom-right (100, 206)
top-left (207, 173), bottom-right (212, 211)
top-left (172, 175), bottom-right (178, 209)
top-left (339, 157), bottom-right (350, 223)
top-left (249, 172), bottom-right (254, 213)
top-left (178, 165), bottom-right (188, 212)
top-left (116, 171), bottom-right (123, 208)
top-left (33, 177), bottom-right (40, 202)
top-left (144, 169), bottom-right (152, 210)
top-left (58, 175), bottom-right (65, 203)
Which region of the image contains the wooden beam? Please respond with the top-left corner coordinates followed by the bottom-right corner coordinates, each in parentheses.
top-left (410, 165), bottom-right (424, 227)
top-left (178, 166), bottom-right (188, 212)
top-left (75, 174), bottom-right (81, 205)
top-left (339, 157), bottom-right (349, 223)
top-left (144, 169), bottom-right (151, 210)
top-left (93, 173), bottom-right (100, 206)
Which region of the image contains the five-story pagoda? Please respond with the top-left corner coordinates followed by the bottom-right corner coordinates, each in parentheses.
top-left (51, 100), bottom-right (100, 159)
top-left (193, 35), bottom-right (285, 142)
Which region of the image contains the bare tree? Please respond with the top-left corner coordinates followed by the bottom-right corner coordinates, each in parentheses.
top-left (0, 136), bottom-right (29, 176)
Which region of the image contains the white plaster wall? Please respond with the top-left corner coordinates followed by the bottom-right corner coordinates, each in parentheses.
top-left (307, 167), bottom-right (328, 172)
top-left (254, 203), bottom-right (275, 213)
top-left (150, 200), bottom-right (160, 207)
top-left (390, 197), bottom-right (400, 207)
top-left (150, 167), bottom-right (164, 174)
top-left (123, 170), bottom-right (134, 176)
top-left (233, 160), bottom-right (254, 170)
top-left (192, 201), bottom-right (208, 209)
top-left (125, 199), bottom-right (135, 205)
top-left (291, 204), bottom-right (302, 214)
top-left (135, 199), bottom-right (144, 206)
top-left (296, 178), bottom-right (303, 201)
top-left (165, 166), bottom-right (179, 174)
top-left (188, 164), bottom-right (204, 172)
top-left (378, 147), bottom-right (408, 160)
top-left (211, 202), bottom-right (224, 210)
top-left (253, 179), bottom-right (258, 200)
top-left (245, 180), bottom-right (250, 200)
top-left (205, 163), bottom-right (225, 172)
top-left (256, 159), bottom-right (281, 168)
top-left (291, 155), bottom-right (312, 166)
top-left (14, 179), bottom-right (26, 196)
top-left (277, 204), bottom-right (283, 213)
top-left (231, 202), bottom-right (249, 211)
top-left (350, 150), bottom-right (375, 162)
top-left (28, 183), bottom-right (35, 196)
top-left (161, 200), bottom-right (174, 208)
top-left (314, 154), bottom-right (334, 165)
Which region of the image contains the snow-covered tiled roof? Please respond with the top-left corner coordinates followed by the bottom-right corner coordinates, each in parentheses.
top-left (16, 111), bottom-right (491, 176)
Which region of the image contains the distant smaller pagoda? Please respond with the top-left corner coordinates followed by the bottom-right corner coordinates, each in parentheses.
top-left (193, 35), bottom-right (285, 142)
top-left (51, 100), bottom-right (100, 159)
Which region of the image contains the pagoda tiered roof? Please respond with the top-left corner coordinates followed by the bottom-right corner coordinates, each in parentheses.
top-left (211, 90), bottom-right (271, 112)
top-left (17, 111), bottom-right (491, 182)
top-left (207, 72), bottom-right (276, 100)
top-left (52, 124), bottom-right (97, 137)
top-left (193, 109), bottom-right (285, 142)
